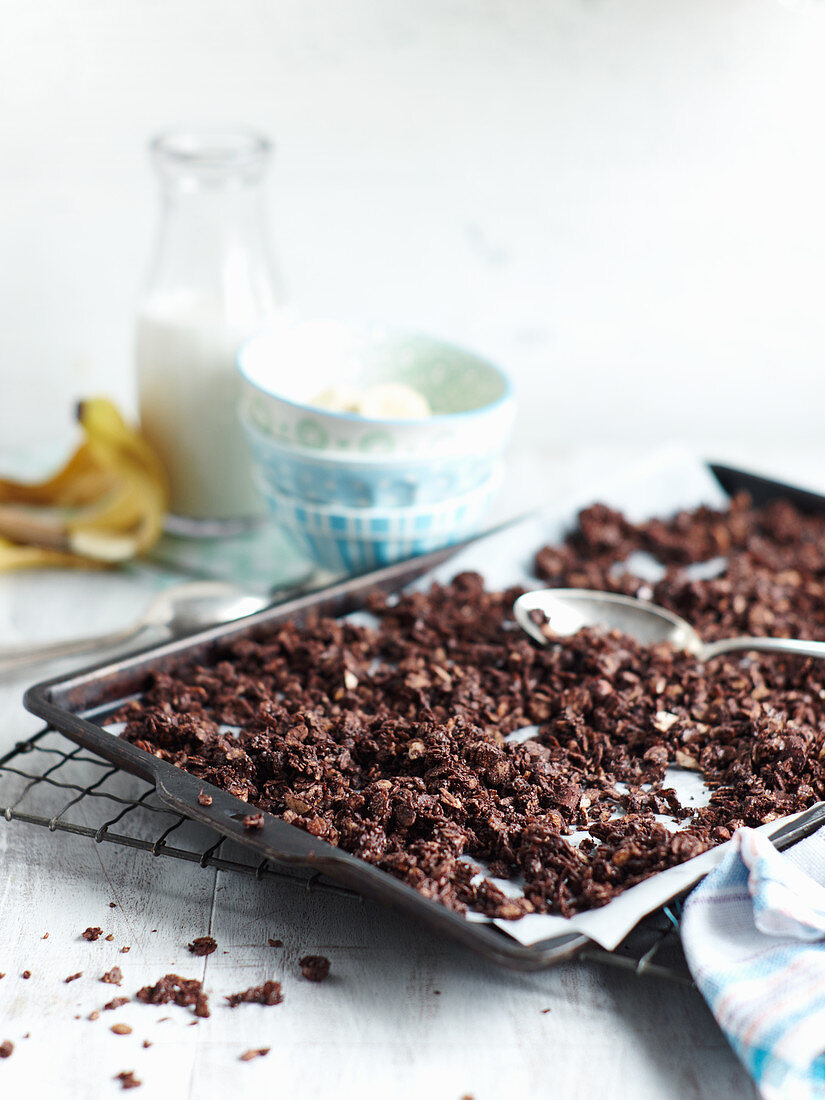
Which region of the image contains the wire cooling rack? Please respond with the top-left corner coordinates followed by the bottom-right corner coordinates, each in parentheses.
top-left (0, 728), bottom-right (692, 985)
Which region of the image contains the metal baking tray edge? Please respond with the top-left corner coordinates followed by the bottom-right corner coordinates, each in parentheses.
top-left (21, 463), bottom-right (825, 972)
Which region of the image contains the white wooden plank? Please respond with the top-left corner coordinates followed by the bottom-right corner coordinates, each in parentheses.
top-left (0, 810), bottom-right (757, 1099)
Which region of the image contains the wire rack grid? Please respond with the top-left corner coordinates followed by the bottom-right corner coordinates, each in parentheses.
top-left (0, 727), bottom-right (693, 985)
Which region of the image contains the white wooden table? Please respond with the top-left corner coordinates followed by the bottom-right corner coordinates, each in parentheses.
top-left (3, 445), bottom-right (804, 1100)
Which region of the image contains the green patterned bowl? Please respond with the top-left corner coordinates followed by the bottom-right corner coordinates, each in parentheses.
top-left (236, 320), bottom-right (515, 459)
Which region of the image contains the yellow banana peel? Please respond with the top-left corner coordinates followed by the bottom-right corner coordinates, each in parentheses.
top-left (0, 536), bottom-right (105, 572)
top-left (0, 444), bottom-right (116, 507)
top-left (0, 398), bottom-right (169, 570)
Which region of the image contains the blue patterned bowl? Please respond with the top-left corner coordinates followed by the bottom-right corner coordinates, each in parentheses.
top-left (237, 320), bottom-right (515, 459)
top-left (241, 411), bottom-right (505, 507)
top-left (258, 468), bottom-right (503, 573)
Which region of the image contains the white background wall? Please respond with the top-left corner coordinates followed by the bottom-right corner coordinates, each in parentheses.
top-left (2, 0), bottom-right (825, 469)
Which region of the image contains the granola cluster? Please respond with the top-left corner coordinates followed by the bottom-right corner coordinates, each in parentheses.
top-left (117, 495), bottom-right (825, 919)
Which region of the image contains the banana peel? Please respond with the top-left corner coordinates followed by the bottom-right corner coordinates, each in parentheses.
top-left (0, 443), bottom-right (116, 507)
top-left (0, 537), bottom-right (101, 572)
top-left (0, 398), bottom-right (169, 569)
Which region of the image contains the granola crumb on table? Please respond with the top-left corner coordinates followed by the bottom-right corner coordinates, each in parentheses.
top-left (299, 956), bottom-right (330, 983)
top-left (136, 974), bottom-right (210, 1018)
top-left (115, 1070), bottom-right (141, 1090)
top-left (225, 981), bottom-right (283, 1007)
top-left (187, 936), bottom-right (217, 957)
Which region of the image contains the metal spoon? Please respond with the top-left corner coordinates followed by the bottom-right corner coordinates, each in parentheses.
top-left (513, 588), bottom-right (825, 662)
top-left (0, 581), bottom-right (268, 673)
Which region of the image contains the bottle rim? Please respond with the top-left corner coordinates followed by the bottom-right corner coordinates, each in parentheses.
top-left (150, 127), bottom-right (272, 175)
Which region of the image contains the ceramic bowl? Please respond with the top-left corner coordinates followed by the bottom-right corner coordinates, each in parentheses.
top-left (258, 468), bottom-right (502, 573)
top-left (237, 320), bottom-right (516, 459)
top-left (241, 411), bottom-right (505, 507)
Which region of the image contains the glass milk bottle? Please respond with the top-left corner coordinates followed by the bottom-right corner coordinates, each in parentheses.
top-left (136, 128), bottom-right (281, 533)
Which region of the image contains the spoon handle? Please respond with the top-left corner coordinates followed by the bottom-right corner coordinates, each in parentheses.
top-left (702, 636), bottom-right (825, 662)
top-left (0, 624), bottom-right (148, 674)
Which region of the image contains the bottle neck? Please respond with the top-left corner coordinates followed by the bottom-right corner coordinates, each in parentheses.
top-left (142, 131), bottom-right (281, 328)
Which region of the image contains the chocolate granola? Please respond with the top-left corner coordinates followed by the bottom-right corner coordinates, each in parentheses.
top-left (225, 981), bottom-right (283, 1007)
top-left (240, 1048), bottom-right (270, 1061)
top-left (187, 937), bottom-right (217, 957)
top-left (115, 1071), bottom-right (141, 1090)
top-left (299, 955), bottom-right (330, 982)
top-left (136, 974), bottom-right (209, 1018)
top-left (116, 495), bottom-right (825, 919)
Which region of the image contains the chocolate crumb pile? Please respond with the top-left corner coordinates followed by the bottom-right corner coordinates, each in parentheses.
top-left (115, 1071), bottom-right (141, 1090)
top-left (299, 955), bottom-right (330, 983)
top-left (225, 981), bottom-right (283, 1007)
top-left (116, 495), bottom-right (825, 919)
top-left (187, 936), bottom-right (217, 957)
top-left (136, 974), bottom-right (210, 1018)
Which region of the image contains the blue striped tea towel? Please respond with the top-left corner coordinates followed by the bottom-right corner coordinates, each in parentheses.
top-left (682, 826), bottom-right (825, 1099)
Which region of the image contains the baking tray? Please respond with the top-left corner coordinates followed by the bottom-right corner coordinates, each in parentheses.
top-left (22, 462), bottom-right (825, 971)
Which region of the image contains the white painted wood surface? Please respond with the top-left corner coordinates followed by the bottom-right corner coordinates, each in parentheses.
top-left (0, 446), bottom-right (795, 1100)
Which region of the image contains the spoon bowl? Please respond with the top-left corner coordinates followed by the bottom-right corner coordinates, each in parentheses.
top-left (513, 588), bottom-right (825, 664)
top-left (514, 588), bottom-right (704, 654)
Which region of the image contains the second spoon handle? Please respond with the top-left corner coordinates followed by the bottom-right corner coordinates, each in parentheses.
top-left (0, 624), bottom-right (148, 674)
top-left (702, 636), bottom-right (825, 662)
